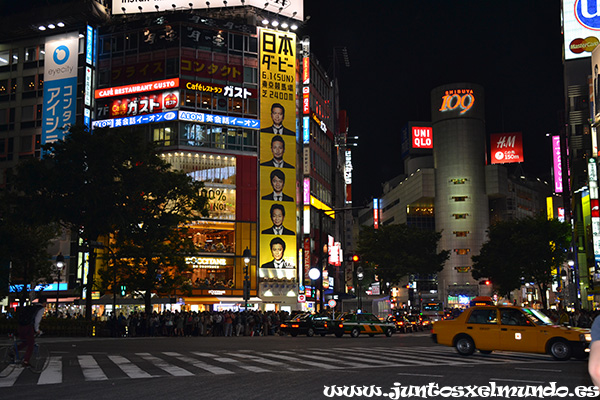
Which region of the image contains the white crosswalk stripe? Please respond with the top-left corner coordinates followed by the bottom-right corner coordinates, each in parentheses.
top-left (107, 354), bottom-right (153, 379)
top-left (38, 356), bottom-right (62, 385)
top-left (0, 346), bottom-right (559, 387)
top-left (78, 355), bottom-right (108, 381)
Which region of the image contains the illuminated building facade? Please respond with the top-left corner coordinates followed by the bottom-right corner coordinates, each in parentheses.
top-left (357, 83), bottom-right (551, 308)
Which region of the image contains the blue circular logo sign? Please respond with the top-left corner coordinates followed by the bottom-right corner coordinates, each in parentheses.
top-left (576, 0), bottom-right (600, 30)
top-left (53, 45), bottom-right (70, 65)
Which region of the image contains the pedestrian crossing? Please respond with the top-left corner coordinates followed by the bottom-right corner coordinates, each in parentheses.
top-left (0, 346), bottom-right (557, 387)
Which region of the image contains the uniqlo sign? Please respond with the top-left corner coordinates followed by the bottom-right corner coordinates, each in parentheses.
top-left (490, 132), bottom-right (524, 164)
top-left (412, 127), bottom-right (433, 148)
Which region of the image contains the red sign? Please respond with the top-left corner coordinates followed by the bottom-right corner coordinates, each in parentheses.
top-left (109, 91), bottom-right (179, 118)
top-left (412, 126), bottom-right (433, 149)
top-left (302, 57), bottom-right (310, 85)
top-left (490, 132), bottom-right (524, 164)
top-left (95, 78), bottom-right (179, 99)
top-left (303, 86), bottom-right (310, 114)
top-left (593, 199), bottom-right (600, 218)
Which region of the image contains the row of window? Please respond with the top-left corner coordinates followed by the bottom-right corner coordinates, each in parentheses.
top-left (147, 122), bottom-right (258, 152)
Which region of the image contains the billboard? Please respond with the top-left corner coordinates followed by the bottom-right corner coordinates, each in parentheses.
top-left (96, 91), bottom-right (180, 119)
top-left (553, 135), bottom-right (564, 193)
top-left (490, 132), bottom-right (524, 164)
top-left (563, 0), bottom-right (600, 60)
top-left (258, 27), bottom-right (297, 280)
top-left (113, 0), bottom-right (303, 20)
top-left (412, 126), bottom-right (433, 149)
top-left (42, 32), bottom-right (79, 145)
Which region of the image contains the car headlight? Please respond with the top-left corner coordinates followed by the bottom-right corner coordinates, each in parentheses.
top-left (581, 333), bottom-right (592, 342)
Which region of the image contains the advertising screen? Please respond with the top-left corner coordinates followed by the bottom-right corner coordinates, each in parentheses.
top-left (258, 28), bottom-right (297, 280)
top-left (42, 32), bottom-right (79, 145)
top-left (490, 132), bottom-right (524, 164)
top-left (563, 0), bottom-right (600, 60)
top-left (113, 0), bottom-right (303, 20)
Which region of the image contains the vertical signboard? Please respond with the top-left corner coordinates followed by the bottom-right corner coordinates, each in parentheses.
top-left (42, 32), bottom-right (79, 144)
top-left (258, 27), bottom-right (297, 280)
top-left (553, 135), bottom-right (564, 193)
top-left (373, 198), bottom-right (380, 229)
top-left (589, 158), bottom-right (600, 265)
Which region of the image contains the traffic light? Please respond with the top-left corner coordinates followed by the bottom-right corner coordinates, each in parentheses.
top-left (479, 280), bottom-right (491, 286)
top-left (120, 285), bottom-right (127, 296)
top-left (352, 254), bottom-right (360, 262)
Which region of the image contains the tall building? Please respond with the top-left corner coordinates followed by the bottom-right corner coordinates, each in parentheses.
top-left (0, 1), bottom-right (354, 314)
top-left (357, 83), bottom-right (552, 308)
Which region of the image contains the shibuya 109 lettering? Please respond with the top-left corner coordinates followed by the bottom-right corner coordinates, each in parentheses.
top-left (439, 89), bottom-right (475, 115)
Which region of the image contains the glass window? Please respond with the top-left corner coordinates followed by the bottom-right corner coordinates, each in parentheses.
top-left (21, 105), bottom-right (34, 121)
top-left (11, 49), bottom-right (18, 64)
top-left (452, 196), bottom-right (469, 202)
top-left (0, 50), bottom-right (9, 66)
top-left (23, 76), bottom-right (36, 91)
top-left (24, 47), bottom-right (37, 62)
top-left (467, 309), bottom-right (497, 324)
top-left (454, 249), bottom-right (470, 255)
top-left (500, 309), bottom-right (532, 326)
top-left (39, 45), bottom-right (45, 60)
top-left (20, 135), bottom-right (32, 153)
top-left (453, 231), bottom-right (469, 237)
top-left (0, 79), bottom-right (7, 93)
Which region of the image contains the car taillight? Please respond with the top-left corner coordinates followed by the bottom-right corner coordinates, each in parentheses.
top-left (292, 324), bottom-right (299, 328)
top-left (281, 324), bottom-right (287, 328)
top-left (324, 323), bottom-right (328, 328)
top-left (338, 323), bottom-right (344, 328)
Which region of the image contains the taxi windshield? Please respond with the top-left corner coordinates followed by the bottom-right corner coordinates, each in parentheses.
top-left (522, 308), bottom-right (553, 325)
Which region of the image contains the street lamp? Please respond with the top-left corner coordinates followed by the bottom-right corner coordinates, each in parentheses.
top-left (356, 266), bottom-right (364, 312)
top-left (55, 253), bottom-right (65, 315)
top-left (243, 247), bottom-right (251, 310)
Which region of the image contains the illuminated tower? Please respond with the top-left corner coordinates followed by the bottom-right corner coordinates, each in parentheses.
top-left (431, 83), bottom-right (489, 305)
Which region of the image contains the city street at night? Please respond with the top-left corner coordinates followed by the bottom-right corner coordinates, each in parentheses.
top-left (0, 333), bottom-right (594, 399)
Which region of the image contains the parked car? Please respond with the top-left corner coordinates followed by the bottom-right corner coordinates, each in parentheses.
top-left (333, 312), bottom-right (395, 338)
top-left (386, 314), bottom-right (413, 333)
top-left (432, 305), bottom-right (591, 360)
top-left (279, 313), bottom-right (331, 337)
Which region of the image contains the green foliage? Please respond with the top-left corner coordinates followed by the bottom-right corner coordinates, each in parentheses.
top-left (7, 125), bottom-right (209, 316)
top-left (356, 224), bottom-right (449, 287)
top-left (472, 214), bottom-right (571, 306)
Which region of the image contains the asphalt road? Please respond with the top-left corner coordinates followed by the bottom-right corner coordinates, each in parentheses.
top-left (0, 332), bottom-right (595, 400)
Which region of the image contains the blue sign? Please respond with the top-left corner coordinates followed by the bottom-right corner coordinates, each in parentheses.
top-left (179, 111), bottom-right (260, 128)
top-left (86, 25), bottom-right (94, 65)
top-left (10, 283), bottom-right (68, 293)
top-left (93, 111), bottom-right (178, 129)
top-left (94, 111), bottom-right (261, 130)
top-left (576, 0), bottom-right (600, 30)
top-left (303, 116), bottom-right (309, 144)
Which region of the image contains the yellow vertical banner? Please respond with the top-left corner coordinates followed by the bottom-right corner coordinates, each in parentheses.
top-left (258, 28), bottom-right (297, 280)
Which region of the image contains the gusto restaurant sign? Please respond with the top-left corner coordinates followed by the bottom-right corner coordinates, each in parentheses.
top-left (439, 89), bottom-right (475, 115)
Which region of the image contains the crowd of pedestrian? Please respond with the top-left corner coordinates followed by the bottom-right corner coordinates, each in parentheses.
top-left (107, 309), bottom-right (292, 338)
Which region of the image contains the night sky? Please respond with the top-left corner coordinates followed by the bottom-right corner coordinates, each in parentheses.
top-left (302, 0), bottom-right (565, 205)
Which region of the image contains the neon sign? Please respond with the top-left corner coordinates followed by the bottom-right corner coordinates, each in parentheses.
top-left (439, 89), bottom-right (475, 115)
top-left (412, 126), bottom-right (433, 148)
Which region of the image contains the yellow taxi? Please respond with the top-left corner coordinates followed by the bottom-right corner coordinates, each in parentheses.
top-left (432, 305), bottom-right (591, 361)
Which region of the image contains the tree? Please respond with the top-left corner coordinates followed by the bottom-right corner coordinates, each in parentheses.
top-left (356, 224), bottom-right (449, 289)
top-left (107, 167), bottom-right (208, 313)
top-left (472, 215), bottom-right (571, 308)
top-left (0, 180), bottom-right (60, 304)
top-left (11, 125), bottom-right (208, 318)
